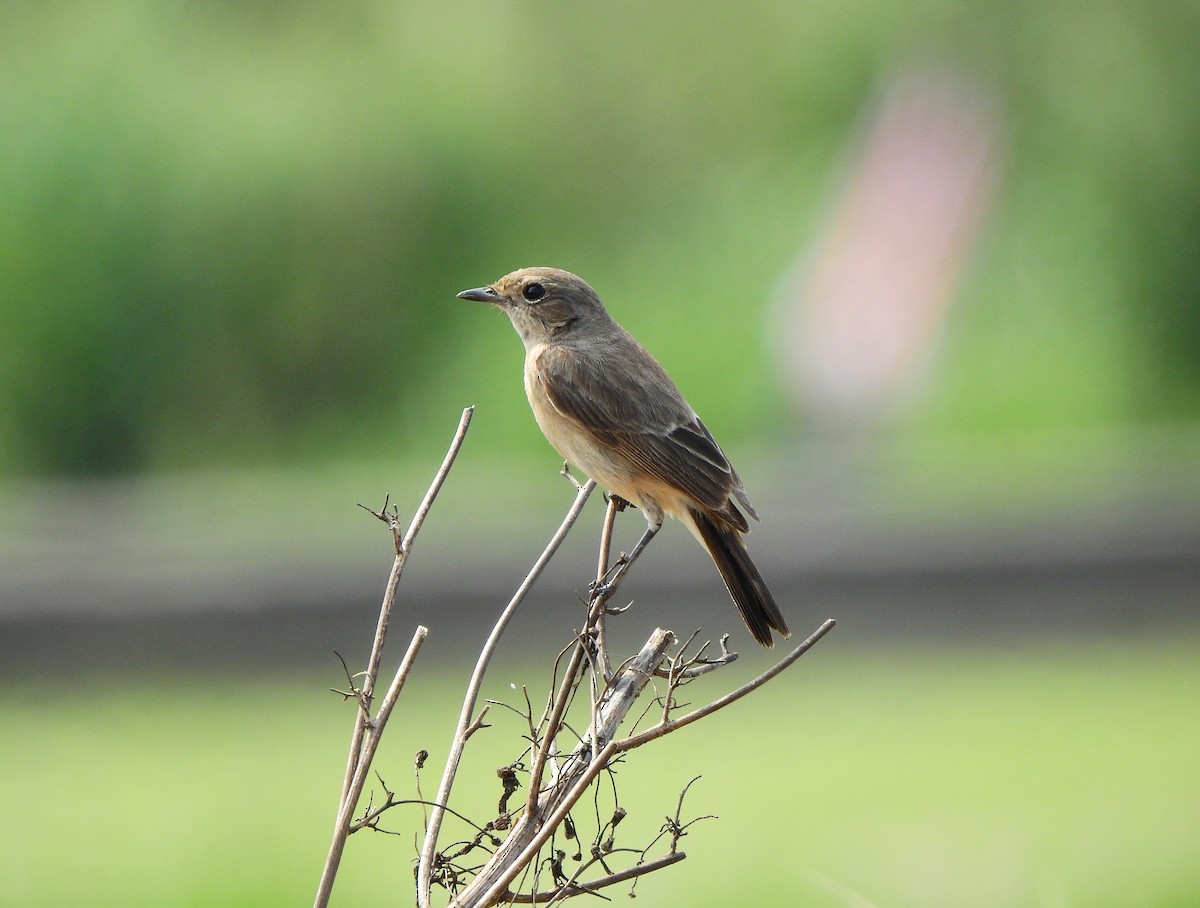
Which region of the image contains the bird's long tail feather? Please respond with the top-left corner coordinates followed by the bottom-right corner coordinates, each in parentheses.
top-left (691, 508), bottom-right (791, 647)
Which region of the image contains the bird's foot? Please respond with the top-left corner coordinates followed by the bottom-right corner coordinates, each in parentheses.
top-left (588, 578), bottom-right (614, 600)
top-left (589, 552), bottom-right (632, 600)
top-left (602, 493), bottom-right (634, 512)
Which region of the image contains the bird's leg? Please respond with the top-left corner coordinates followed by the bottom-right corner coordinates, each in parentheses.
top-left (619, 523), bottom-right (658, 573)
top-left (589, 520), bottom-right (659, 683)
top-left (587, 504), bottom-right (662, 684)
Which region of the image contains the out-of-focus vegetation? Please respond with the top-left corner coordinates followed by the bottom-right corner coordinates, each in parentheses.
top-left (4, 638), bottom-right (1198, 907)
top-left (5, 6), bottom-right (1196, 906)
top-left (1, 0), bottom-right (1197, 477)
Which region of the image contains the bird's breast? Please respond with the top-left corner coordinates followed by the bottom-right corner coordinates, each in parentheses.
top-left (524, 347), bottom-right (590, 461)
top-left (524, 346), bottom-right (631, 486)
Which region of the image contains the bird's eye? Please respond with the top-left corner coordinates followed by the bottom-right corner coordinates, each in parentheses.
top-left (522, 282), bottom-right (546, 302)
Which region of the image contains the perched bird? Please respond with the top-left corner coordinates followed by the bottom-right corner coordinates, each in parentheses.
top-left (457, 267), bottom-right (790, 647)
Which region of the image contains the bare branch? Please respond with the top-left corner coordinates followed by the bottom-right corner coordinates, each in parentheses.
top-left (315, 626), bottom-right (427, 908)
top-left (317, 407), bottom-right (837, 908)
top-left (504, 851), bottom-right (687, 903)
top-left (464, 705), bottom-right (492, 741)
top-left (592, 495), bottom-right (622, 681)
top-left (329, 650), bottom-right (371, 715)
top-left (616, 618), bottom-right (837, 753)
top-left (349, 793), bottom-right (499, 838)
top-left (402, 407), bottom-right (476, 554)
top-left (453, 629), bottom-right (675, 908)
top-left (314, 407), bottom-right (473, 908)
top-left (416, 479), bottom-right (598, 907)
top-left (650, 632), bottom-right (738, 679)
top-left (525, 500), bottom-right (646, 818)
top-left (560, 461), bottom-right (583, 490)
top-left (342, 406), bottom-right (475, 806)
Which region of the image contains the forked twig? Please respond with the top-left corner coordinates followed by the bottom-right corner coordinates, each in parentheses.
top-left (618, 618), bottom-right (837, 751)
top-left (314, 407), bottom-right (473, 908)
top-left (341, 406), bottom-right (475, 803)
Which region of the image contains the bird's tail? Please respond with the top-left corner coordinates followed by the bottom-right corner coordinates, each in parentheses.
top-left (690, 508), bottom-right (791, 647)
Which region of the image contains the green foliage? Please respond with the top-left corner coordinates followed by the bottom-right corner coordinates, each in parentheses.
top-left (0, 1), bottom-right (1196, 475)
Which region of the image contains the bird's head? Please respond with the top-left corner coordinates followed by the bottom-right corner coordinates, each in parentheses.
top-left (457, 267), bottom-right (611, 347)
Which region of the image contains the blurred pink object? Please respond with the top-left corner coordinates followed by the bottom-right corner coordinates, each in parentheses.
top-left (776, 71), bottom-right (1000, 425)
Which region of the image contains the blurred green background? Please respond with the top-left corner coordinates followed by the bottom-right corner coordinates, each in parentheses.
top-left (2, 1), bottom-right (1198, 906)
top-left (2, 0), bottom-right (1197, 476)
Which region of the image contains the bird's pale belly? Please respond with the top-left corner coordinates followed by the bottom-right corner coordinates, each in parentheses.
top-left (528, 384), bottom-right (631, 490)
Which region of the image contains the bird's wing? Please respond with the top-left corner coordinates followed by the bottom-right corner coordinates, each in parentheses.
top-left (537, 341), bottom-right (750, 527)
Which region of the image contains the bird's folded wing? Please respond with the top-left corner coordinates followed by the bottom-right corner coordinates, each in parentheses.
top-left (537, 343), bottom-right (748, 527)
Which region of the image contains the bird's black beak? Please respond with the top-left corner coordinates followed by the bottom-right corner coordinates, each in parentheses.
top-left (457, 286), bottom-right (505, 305)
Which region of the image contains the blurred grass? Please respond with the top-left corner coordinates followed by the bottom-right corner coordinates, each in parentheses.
top-left (4, 635), bottom-right (1197, 907)
top-left (0, 1), bottom-right (1197, 477)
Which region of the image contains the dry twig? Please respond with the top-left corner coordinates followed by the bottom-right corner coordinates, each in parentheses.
top-left (416, 477), bottom-right (598, 905)
top-left (314, 406), bottom-right (836, 908)
top-left (314, 406), bottom-right (474, 908)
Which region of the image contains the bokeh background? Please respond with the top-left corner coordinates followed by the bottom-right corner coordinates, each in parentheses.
top-left (2, 2), bottom-right (1198, 906)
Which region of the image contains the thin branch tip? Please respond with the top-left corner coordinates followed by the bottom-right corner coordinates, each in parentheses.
top-left (316, 410), bottom-right (473, 908)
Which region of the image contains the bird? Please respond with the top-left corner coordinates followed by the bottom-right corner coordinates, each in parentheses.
top-left (457, 267), bottom-right (790, 647)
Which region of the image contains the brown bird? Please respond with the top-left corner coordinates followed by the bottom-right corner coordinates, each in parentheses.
top-left (458, 267), bottom-right (790, 647)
